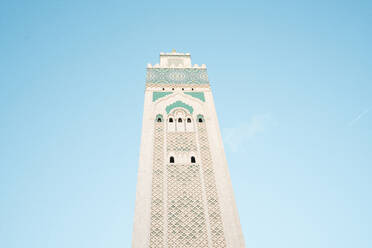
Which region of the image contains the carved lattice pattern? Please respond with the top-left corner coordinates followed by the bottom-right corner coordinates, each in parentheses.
top-left (167, 163), bottom-right (208, 248)
top-left (149, 122), bottom-right (164, 247)
top-left (197, 122), bottom-right (227, 248)
top-left (167, 132), bottom-right (197, 152)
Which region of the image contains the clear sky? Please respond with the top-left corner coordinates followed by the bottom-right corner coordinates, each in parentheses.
top-left (1, 0), bottom-right (371, 247)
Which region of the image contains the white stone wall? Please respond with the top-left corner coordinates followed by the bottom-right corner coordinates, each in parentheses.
top-left (132, 90), bottom-right (154, 248)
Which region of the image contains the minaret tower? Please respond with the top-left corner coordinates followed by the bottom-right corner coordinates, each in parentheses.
top-left (132, 51), bottom-right (245, 248)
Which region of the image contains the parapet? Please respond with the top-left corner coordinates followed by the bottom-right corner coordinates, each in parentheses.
top-left (147, 50), bottom-right (206, 69)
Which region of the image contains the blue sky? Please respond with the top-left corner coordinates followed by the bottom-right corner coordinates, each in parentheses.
top-left (1, 0), bottom-right (371, 247)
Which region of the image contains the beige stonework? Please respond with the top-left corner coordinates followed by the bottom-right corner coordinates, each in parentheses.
top-left (132, 51), bottom-right (245, 248)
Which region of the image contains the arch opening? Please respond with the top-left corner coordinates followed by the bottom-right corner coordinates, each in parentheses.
top-left (191, 156), bottom-right (196, 163)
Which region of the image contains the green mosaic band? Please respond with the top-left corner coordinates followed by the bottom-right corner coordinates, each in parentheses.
top-left (146, 68), bottom-right (210, 85)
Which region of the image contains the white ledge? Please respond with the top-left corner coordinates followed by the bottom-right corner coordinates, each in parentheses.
top-left (146, 64), bottom-right (207, 69)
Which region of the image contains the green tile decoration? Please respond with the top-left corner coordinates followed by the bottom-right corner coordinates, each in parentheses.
top-left (166, 101), bottom-right (194, 114)
top-left (153, 92), bottom-right (173, 102)
top-left (147, 68), bottom-right (209, 85)
top-left (155, 114), bottom-right (163, 121)
top-left (184, 92), bottom-right (205, 102)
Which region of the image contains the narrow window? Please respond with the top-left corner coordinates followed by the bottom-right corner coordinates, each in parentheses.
top-left (172, 88), bottom-right (174, 91)
top-left (162, 88), bottom-right (165, 91)
top-left (178, 118), bottom-right (182, 123)
top-left (187, 118), bottom-right (191, 123)
top-left (191, 156), bottom-right (196, 163)
top-left (157, 118), bottom-right (162, 122)
top-left (192, 88), bottom-right (194, 91)
top-left (169, 118), bottom-right (173, 123)
top-left (198, 118), bottom-right (203, 123)
top-left (170, 156), bottom-right (175, 163)
top-left (182, 88), bottom-right (184, 91)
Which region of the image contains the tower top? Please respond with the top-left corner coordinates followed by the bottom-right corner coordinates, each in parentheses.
top-left (160, 50), bottom-right (191, 68)
top-left (147, 51), bottom-right (206, 69)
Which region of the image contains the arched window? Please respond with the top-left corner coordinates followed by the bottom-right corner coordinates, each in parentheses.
top-left (187, 118), bottom-right (191, 123)
top-left (155, 114), bottom-right (163, 123)
top-left (169, 118), bottom-right (173, 123)
top-left (178, 118), bottom-right (182, 123)
top-left (191, 156), bottom-right (196, 163)
top-left (170, 156), bottom-right (175, 163)
top-left (198, 118), bottom-right (203, 123)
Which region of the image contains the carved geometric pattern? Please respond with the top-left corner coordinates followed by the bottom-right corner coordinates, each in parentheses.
top-left (167, 132), bottom-right (197, 152)
top-left (146, 68), bottom-right (209, 85)
top-left (167, 163), bottom-right (208, 248)
top-left (197, 122), bottom-right (227, 248)
top-left (149, 121), bottom-right (165, 247)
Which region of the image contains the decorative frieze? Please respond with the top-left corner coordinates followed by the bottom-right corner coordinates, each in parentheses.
top-left (146, 68), bottom-right (209, 85)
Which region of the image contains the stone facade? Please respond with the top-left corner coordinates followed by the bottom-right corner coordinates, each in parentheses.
top-left (132, 51), bottom-right (245, 248)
